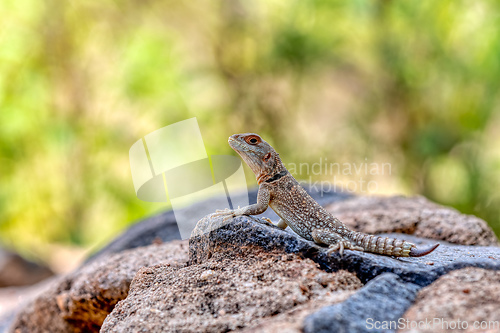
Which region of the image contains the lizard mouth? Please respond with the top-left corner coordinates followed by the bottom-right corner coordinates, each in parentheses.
top-left (228, 136), bottom-right (262, 174)
top-left (228, 136), bottom-right (246, 153)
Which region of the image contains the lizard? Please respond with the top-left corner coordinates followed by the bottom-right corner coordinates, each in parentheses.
top-left (214, 133), bottom-right (439, 257)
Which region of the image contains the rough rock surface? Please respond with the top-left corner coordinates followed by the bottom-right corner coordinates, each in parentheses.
top-left (0, 278), bottom-right (56, 332)
top-left (100, 210), bottom-right (500, 333)
top-left (9, 241), bottom-right (188, 333)
top-left (0, 249), bottom-right (53, 287)
top-left (303, 273), bottom-right (420, 333)
top-left (327, 195), bottom-right (498, 246)
top-left (187, 215), bottom-right (499, 333)
top-left (190, 215), bottom-right (500, 286)
top-left (101, 248), bottom-right (361, 333)
top-left (401, 267), bottom-right (500, 333)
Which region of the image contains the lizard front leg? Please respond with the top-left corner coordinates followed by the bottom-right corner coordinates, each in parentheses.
top-left (311, 228), bottom-right (364, 256)
top-left (214, 184), bottom-right (271, 221)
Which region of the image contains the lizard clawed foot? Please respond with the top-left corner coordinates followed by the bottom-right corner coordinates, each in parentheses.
top-left (214, 208), bottom-right (233, 215)
top-left (327, 242), bottom-right (344, 256)
top-left (213, 208), bottom-right (237, 223)
top-left (259, 217), bottom-right (274, 226)
top-left (326, 240), bottom-right (364, 257)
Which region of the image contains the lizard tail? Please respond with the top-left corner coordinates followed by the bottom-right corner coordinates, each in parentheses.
top-left (347, 231), bottom-right (438, 257)
top-left (409, 243), bottom-right (440, 257)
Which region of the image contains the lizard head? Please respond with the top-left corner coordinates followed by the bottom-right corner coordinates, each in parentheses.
top-left (228, 133), bottom-right (286, 184)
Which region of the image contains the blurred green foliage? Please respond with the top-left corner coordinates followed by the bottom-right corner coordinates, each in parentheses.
top-left (1, 0), bottom-right (500, 263)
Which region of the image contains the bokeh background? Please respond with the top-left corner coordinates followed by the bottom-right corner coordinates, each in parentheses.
top-left (1, 0), bottom-right (500, 272)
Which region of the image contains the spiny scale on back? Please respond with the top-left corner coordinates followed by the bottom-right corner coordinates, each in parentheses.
top-left (214, 133), bottom-right (439, 258)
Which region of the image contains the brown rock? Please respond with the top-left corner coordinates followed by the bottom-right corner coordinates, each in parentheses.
top-left (0, 278), bottom-right (56, 332)
top-left (10, 241), bottom-right (188, 333)
top-left (400, 268), bottom-right (500, 333)
top-left (237, 289), bottom-right (354, 333)
top-left (101, 247), bottom-right (362, 333)
top-left (0, 249), bottom-right (53, 288)
top-left (326, 195), bottom-right (498, 246)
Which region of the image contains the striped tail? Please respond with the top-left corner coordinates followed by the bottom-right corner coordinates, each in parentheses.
top-left (347, 231), bottom-right (439, 257)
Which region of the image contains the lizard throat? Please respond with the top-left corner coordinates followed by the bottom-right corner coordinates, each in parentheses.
top-left (257, 170), bottom-right (288, 184)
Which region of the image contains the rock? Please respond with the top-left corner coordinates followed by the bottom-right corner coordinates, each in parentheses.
top-left (326, 195), bottom-right (498, 246)
top-left (190, 215), bottom-right (500, 286)
top-left (0, 278), bottom-right (56, 332)
top-left (10, 193), bottom-right (500, 332)
top-left (9, 277), bottom-right (74, 333)
top-left (101, 248), bottom-right (362, 332)
top-left (101, 209), bottom-right (499, 333)
top-left (0, 311), bottom-right (16, 333)
top-left (9, 186), bottom-right (351, 333)
top-left (0, 249), bottom-right (53, 287)
top-left (9, 241), bottom-right (188, 333)
top-left (235, 286), bottom-right (355, 333)
top-left (303, 273), bottom-right (420, 333)
top-left (401, 267), bottom-right (500, 333)
top-left (0, 250), bottom-right (54, 333)
top-left (188, 215), bottom-right (499, 332)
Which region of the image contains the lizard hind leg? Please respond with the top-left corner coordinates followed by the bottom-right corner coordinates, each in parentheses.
top-left (311, 229), bottom-right (364, 256)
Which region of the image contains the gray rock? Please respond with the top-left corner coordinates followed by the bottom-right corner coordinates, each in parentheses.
top-left (188, 213), bottom-right (498, 332)
top-left (303, 273), bottom-right (420, 333)
top-left (401, 267), bottom-right (500, 333)
top-left (190, 215), bottom-right (500, 287)
top-left (327, 195), bottom-right (498, 246)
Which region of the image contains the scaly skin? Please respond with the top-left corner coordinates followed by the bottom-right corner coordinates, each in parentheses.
top-left (214, 133), bottom-right (439, 257)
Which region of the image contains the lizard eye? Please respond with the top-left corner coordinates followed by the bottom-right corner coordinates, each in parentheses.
top-left (245, 135), bottom-right (261, 145)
